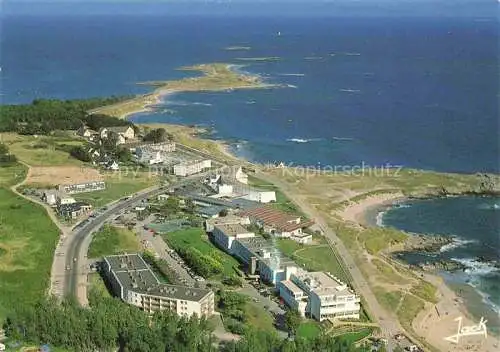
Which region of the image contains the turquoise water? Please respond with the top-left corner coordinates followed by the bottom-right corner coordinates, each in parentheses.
top-left (382, 196), bottom-right (500, 331)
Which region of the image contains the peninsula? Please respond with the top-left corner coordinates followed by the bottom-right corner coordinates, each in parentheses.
top-left (90, 63), bottom-right (278, 119)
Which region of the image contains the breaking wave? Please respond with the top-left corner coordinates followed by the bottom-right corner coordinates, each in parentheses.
top-left (164, 100), bottom-right (212, 107)
top-left (451, 257), bottom-right (498, 276)
top-left (440, 238), bottom-right (477, 253)
top-left (286, 138), bottom-right (323, 143)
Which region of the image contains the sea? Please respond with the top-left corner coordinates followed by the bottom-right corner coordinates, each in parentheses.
top-left (1, 2), bottom-right (499, 330)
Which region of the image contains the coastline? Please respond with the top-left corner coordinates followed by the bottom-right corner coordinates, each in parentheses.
top-left (90, 63), bottom-right (281, 120)
top-left (338, 194), bottom-right (500, 348)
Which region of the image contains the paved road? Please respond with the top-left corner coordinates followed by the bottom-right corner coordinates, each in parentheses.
top-left (255, 171), bottom-right (402, 351)
top-left (62, 168), bottom-right (226, 303)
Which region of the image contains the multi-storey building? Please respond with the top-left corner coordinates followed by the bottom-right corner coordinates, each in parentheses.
top-left (173, 160), bottom-right (211, 177)
top-left (103, 254), bottom-right (215, 318)
top-left (278, 269), bottom-right (360, 321)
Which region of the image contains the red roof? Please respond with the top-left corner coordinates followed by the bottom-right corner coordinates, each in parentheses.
top-left (237, 206), bottom-right (314, 233)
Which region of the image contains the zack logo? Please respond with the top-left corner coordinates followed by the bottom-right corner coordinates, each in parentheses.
top-left (444, 317), bottom-right (488, 344)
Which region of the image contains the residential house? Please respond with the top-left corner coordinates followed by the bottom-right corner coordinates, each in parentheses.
top-left (58, 202), bottom-right (92, 219)
top-left (42, 190), bottom-right (58, 206)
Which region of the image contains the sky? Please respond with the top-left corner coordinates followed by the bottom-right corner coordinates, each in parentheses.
top-left (1, 0), bottom-right (497, 17)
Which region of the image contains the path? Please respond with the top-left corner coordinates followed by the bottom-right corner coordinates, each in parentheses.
top-left (9, 160), bottom-right (71, 298)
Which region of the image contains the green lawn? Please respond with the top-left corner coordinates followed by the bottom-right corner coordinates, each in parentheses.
top-left (0, 164), bottom-right (59, 321)
top-left (337, 327), bottom-right (373, 344)
top-left (162, 227), bottom-right (241, 278)
top-left (247, 175), bottom-right (301, 213)
top-left (74, 173), bottom-right (157, 207)
top-left (278, 243), bottom-right (349, 284)
top-left (244, 301), bottom-right (275, 332)
top-left (88, 224), bottom-right (141, 258)
top-left (297, 321), bottom-right (322, 339)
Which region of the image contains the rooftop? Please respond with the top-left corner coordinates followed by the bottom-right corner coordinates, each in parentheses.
top-left (237, 206), bottom-right (313, 232)
top-left (237, 236), bottom-right (296, 269)
top-left (294, 270), bottom-right (351, 297)
top-left (105, 254), bottom-right (212, 302)
top-left (281, 279), bottom-right (304, 294)
top-left (215, 223), bottom-right (253, 237)
top-left (206, 214), bottom-right (248, 227)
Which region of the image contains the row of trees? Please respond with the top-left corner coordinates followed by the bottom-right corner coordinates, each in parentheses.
top-left (3, 291), bottom-right (215, 352)
top-left (143, 127), bottom-right (173, 143)
top-left (175, 246), bottom-right (223, 278)
top-left (0, 97), bottom-right (134, 135)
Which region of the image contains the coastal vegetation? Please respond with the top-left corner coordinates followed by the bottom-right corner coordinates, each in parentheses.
top-left (92, 63), bottom-right (276, 119)
top-left (0, 97), bottom-right (133, 134)
top-left (260, 166), bottom-right (499, 349)
top-left (0, 163), bottom-right (59, 321)
top-left (88, 224), bottom-right (141, 258)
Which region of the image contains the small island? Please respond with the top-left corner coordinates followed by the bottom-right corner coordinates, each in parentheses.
top-left (235, 57), bottom-right (282, 62)
top-left (90, 63), bottom-right (278, 119)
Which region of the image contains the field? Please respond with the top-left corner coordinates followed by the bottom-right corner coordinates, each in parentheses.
top-left (0, 164), bottom-right (60, 320)
top-left (0, 132), bottom-right (84, 167)
top-left (74, 171), bottom-right (158, 207)
top-left (277, 239), bottom-right (349, 283)
top-left (297, 321), bottom-right (322, 339)
top-left (162, 227), bottom-right (241, 278)
top-left (88, 225), bottom-right (141, 258)
top-left (26, 166), bottom-right (103, 186)
top-left (243, 301), bottom-right (275, 332)
top-left (247, 175), bottom-right (300, 213)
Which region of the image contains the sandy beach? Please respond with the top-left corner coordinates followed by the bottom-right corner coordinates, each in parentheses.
top-left (338, 193), bottom-right (500, 351)
top-left (337, 192), bottom-right (405, 227)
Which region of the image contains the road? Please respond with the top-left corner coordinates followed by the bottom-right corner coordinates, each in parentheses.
top-left (61, 168), bottom-right (224, 303)
top-left (255, 171), bottom-right (402, 351)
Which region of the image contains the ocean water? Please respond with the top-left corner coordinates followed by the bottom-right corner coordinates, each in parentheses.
top-left (1, 14), bottom-right (498, 172)
top-left (1, 10), bottom-right (499, 329)
top-left (382, 196), bottom-right (500, 331)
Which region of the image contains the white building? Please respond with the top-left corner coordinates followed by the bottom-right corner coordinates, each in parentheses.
top-left (278, 269), bottom-right (360, 321)
top-left (238, 190), bottom-right (276, 203)
top-left (56, 193), bottom-right (76, 206)
top-left (211, 223), bottom-right (255, 252)
top-left (58, 181), bottom-right (106, 194)
top-left (217, 184), bottom-right (234, 196)
top-left (138, 150), bottom-right (165, 165)
top-left (173, 159), bottom-right (212, 177)
top-left (204, 214), bottom-right (251, 232)
top-left (42, 190), bottom-right (58, 206)
top-left (103, 254), bottom-right (215, 318)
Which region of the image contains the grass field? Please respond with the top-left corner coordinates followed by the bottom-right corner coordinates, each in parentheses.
top-left (162, 227), bottom-right (241, 278)
top-left (88, 224), bottom-right (140, 258)
top-left (0, 164), bottom-right (59, 321)
top-left (277, 240), bottom-right (349, 283)
top-left (338, 327), bottom-right (373, 344)
top-left (247, 175), bottom-right (301, 213)
top-left (244, 301), bottom-right (275, 332)
top-left (74, 172), bottom-right (157, 207)
top-left (1, 133), bottom-right (84, 166)
top-left (297, 321), bottom-right (322, 339)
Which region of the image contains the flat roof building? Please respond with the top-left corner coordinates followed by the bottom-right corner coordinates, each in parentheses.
top-left (103, 254), bottom-right (214, 318)
top-left (278, 269), bottom-right (360, 322)
top-left (173, 160), bottom-right (211, 177)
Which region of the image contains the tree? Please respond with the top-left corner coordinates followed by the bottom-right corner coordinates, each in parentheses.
top-left (219, 209), bottom-right (229, 217)
top-left (284, 309), bottom-right (302, 336)
top-left (69, 146), bottom-right (91, 162)
top-left (143, 128), bottom-right (173, 143)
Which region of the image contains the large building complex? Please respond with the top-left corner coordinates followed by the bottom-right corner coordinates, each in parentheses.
top-left (238, 206), bottom-right (314, 244)
top-left (58, 180), bottom-right (106, 194)
top-left (278, 269), bottom-right (360, 321)
top-left (174, 159), bottom-right (212, 177)
top-left (136, 142), bottom-right (176, 165)
top-left (207, 218), bottom-right (360, 321)
top-left (103, 254), bottom-right (215, 318)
